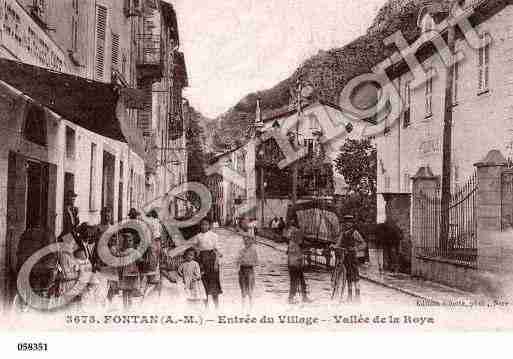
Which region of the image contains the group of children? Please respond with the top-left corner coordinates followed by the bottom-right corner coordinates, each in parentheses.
top-left (177, 233), bottom-right (258, 310)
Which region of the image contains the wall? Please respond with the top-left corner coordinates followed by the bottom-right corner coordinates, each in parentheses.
top-left (376, 5), bottom-right (513, 224)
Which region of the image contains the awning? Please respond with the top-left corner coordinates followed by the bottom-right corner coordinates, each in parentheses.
top-left (0, 58), bottom-right (126, 142)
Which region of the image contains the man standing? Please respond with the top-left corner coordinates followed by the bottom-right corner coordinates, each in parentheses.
top-left (270, 216), bottom-right (280, 234)
top-left (335, 215), bottom-right (366, 302)
top-left (62, 190), bottom-right (79, 237)
top-left (286, 219), bottom-right (312, 304)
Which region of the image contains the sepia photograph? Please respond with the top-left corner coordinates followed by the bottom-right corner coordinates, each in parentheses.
top-left (1, 0), bottom-right (513, 353)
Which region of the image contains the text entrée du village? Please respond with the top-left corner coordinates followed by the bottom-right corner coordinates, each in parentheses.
top-left (66, 314), bottom-right (435, 327)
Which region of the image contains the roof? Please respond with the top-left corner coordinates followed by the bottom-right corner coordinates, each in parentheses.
top-left (387, 0), bottom-right (510, 80)
top-left (261, 100), bottom-right (366, 124)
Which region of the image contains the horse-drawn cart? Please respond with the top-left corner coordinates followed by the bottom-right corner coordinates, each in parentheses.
top-left (286, 199), bottom-right (343, 268)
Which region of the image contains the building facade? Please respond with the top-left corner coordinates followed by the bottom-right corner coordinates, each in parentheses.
top-left (0, 0), bottom-right (187, 307)
top-left (372, 1), bottom-right (513, 287)
top-left (207, 100), bottom-right (368, 226)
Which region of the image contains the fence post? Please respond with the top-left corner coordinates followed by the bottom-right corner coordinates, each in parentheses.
top-left (411, 166), bottom-right (439, 277)
top-left (474, 150), bottom-right (507, 273)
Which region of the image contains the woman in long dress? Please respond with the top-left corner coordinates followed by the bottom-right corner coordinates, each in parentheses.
top-left (191, 219), bottom-right (223, 309)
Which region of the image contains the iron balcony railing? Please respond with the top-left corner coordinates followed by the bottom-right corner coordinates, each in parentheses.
top-left (137, 34), bottom-right (162, 66)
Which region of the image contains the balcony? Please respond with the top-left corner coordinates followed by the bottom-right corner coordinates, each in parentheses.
top-left (136, 34), bottom-right (163, 81)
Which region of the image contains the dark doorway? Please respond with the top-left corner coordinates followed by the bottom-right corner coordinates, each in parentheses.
top-left (102, 151), bottom-right (116, 213)
top-left (118, 161), bottom-right (124, 222)
top-left (26, 161), bottom-right (49, 230)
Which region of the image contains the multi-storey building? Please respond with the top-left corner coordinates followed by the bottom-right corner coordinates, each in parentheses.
top-left (0, 0), bottom-right (187, 307)
top-left (207, 100), bottom-right (367, 226)
top-left (372, 0), bottom-right (513, 287)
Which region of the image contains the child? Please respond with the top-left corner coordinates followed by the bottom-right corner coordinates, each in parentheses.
top-left (73, 248), bottom-right (93, 310)
top-left (178, 248), bottom-right (206, 307)
top-left (237, 235), bottom-right (258, 309)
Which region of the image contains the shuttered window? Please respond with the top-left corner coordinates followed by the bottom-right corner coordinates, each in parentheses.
top-left (95, 5), bottom-right (107, 80)
top-left (478, 33), bottom-right (490, 93)
top-left (425, 69), bottom-right (434, 116)
top-left (111, 32), bottom-right (120, 70)
top-left (452, 61), bottom-right (459, 105)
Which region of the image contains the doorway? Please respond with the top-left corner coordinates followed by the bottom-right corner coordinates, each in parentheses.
top-left (102, 151), bottom-right (116, 214)
top-left (26, 160), bottom-right (49, 230)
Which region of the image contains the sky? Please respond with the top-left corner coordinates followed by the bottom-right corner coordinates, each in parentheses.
top-left (169, 0), bottom-right (388, 118)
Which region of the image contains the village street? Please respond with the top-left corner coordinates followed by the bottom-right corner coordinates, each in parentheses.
top-left (212, 229), bottom-right (418, 309)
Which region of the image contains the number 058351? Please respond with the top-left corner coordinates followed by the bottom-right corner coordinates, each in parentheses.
top-left (17, 343), bottom-right (48, 351)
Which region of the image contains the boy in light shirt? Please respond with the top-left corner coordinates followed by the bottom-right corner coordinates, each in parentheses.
top-left (237, 235), bottom-right (258, 309)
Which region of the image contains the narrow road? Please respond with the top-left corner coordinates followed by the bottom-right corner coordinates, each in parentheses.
top-left (214, 228), bottom-right (418, 310)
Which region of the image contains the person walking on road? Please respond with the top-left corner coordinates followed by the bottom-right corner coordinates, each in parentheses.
top-left (286, 219), bottom-right (312, 304)
top-left (237, 235), bottom-right (258, 309)
top-left (191, 219), bottom-right (223, 309)
top-left (335, 215), bottom-right (366, 302)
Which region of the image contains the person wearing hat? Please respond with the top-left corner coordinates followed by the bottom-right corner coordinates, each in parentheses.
top-left (333, 214), bottom-right (366, 302)
top-left (62, 190), bottom-right (79, 237)
top-left (128, 208), bottom-right (140, 220)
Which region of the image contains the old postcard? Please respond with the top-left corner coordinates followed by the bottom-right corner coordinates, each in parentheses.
top-left (2, 0), bottom-right (513, 344)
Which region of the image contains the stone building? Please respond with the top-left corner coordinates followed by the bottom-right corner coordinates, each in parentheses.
top-left (373, 0), bottom-right (513, 288)
top-left (0, 0), bottom-right (187, 306)
top-left (207, 100), bottom-right (368, 227)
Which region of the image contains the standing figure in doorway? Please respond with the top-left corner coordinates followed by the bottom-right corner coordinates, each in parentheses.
top-left (61, 191), bottom-right (79, 237)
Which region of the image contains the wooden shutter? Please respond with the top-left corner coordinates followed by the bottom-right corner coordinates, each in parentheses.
top-left (111, 32), bottom-right (120, 70)
top-left (95, 5), bottom-right (107, 80)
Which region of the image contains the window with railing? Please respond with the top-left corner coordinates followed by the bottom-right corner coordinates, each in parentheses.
top-left (137, 34), bottom-right (161, 66)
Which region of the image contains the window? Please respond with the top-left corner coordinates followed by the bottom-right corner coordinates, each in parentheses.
top-left (71, 17), bottom-right (79, 52)
top-left (403, 81), bottom-right (411, 127)
top-left (24, 104), bottom-right (46, 146)
top-left (111, 33), bottom-right (120, 71)
top-left (65, 126), bottom-right (76, 160)
top-left (32, 0), bottom-right (46, 20)
top-left (95, 5), bottom-right (107, 80)
top-left (122, 54), bottom-right (127, 78)
top-left (478, 33), bottom-right (490, 93)
top-left (89, 143), bottom-right (97, 210)
top-left (71, 0), bottom-right (79, 52)
top-left (124, 0), bottom-right (142, 17)
top-left (421, 15), bottom-right (435, 33)
top-left (425, 69), bottom-right (434, 117)
top-left (384, 176), bottom-right (391, 192)
top-left (452, 61), bottom-right (459, 105)
top-left (403, 172), bottom-right (410, 192)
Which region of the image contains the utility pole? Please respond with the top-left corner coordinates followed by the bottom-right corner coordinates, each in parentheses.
top-left (291, 77), bottom-right (302, 207)
top-left (260, 165), bottom-right (265, 226)
top-left (440, 11), bottom-right (456, 251)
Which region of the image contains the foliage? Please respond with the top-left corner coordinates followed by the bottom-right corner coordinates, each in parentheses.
top-left (335, 138), bottom-right (377, 225)
top-left (335, 139), bottom-right (377, 196)
top-left (209, 0), bottom-right (452, 150)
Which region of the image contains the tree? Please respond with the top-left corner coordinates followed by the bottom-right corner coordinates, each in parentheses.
top-left (334, 138), bottom-right (377, 224)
